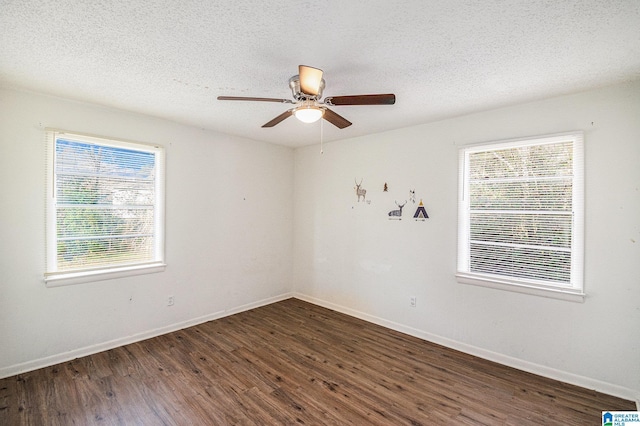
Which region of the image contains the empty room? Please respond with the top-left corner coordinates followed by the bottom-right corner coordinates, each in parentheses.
top-left (1, 1), bottom-right (639, 424)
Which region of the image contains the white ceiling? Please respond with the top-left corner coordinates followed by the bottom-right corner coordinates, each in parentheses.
top-left (1, 1), bottom-right (639, 148)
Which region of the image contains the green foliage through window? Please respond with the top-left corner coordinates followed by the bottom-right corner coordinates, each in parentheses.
top-left (47, 134), bottom-right (163, 274)
top-left (458, 133), bottom-right (584, 293)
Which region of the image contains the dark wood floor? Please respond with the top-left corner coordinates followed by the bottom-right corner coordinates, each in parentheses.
top-left (0, 298), bottom-right (635, 425)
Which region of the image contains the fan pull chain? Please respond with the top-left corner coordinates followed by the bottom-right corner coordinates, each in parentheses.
top-left (320, 116), bottom-right (324, 154)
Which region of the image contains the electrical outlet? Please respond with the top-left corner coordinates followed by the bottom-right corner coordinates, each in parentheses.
top-left (410, 296), bottom-right (417, 307)
top-left (167, 296), bottom-right (174, 306)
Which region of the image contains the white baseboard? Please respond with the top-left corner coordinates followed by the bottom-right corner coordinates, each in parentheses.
top-left (0, 292), bottom-right (293, 380)
top-left (293, 292), bottom-right (640, 407)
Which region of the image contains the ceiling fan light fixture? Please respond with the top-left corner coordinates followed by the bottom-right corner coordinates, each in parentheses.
top-left (294, 105), bottom-right (324, 123)
top-left (218, 64), bottom-right (394, 129)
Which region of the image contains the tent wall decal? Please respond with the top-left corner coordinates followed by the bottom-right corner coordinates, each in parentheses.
top-left (413, 199), bottom-right (429, 220)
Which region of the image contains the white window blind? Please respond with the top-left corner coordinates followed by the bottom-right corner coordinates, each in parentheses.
top-left (45, 130), bottom-right (165, 285)
top-left (457, 132), bottom-right (584, 300)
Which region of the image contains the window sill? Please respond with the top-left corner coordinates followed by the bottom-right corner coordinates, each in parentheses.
top-left (45, 262), bottom-right (166, 287)
top-left (456, 273), bottom-right (585, 303)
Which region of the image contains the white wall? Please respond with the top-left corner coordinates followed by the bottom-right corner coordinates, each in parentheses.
top-left (2, 81), bottom-right (638, 402)
top-left (0, 88), bottom-right (294, 377)
top-left (293, 80), bottom-right (640, 400)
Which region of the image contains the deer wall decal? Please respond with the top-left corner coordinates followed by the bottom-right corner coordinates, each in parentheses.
top-left (388, 200), bottom-right (407, 218)
top-left (355, 178), bottom-right (366, 202)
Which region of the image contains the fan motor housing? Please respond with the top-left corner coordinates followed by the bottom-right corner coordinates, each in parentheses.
top-left (289, 75), bottom-right (325, 101)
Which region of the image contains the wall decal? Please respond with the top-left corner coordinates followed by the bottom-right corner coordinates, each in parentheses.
top-left (354, 178), bottom-right (367, 202)
top-left (388, 201), bottom-right (406, 220)
top-left (383, 182), bottom-right (388, 192)
top-left (413, 199), bottom-right (429, 220)
top-left (409, 189), bottom-right (416, 203)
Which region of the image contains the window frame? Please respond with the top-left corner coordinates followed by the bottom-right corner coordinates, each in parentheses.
top-left (456, 132), bottom-right (585, 302)
top-left (45, 129), bottom-right (166, 287)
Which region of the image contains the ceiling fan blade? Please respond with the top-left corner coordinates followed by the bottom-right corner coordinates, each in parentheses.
top-left (324, 94), bottom-right (396, 106)
top-left (218, 96), bottom-right (293, 104)
top-left (262, 110), bottom-right (293, 128)
top-left (322, 108), bottom-right (352, 129)
top-left (299, 65), bottom-right (324, 96)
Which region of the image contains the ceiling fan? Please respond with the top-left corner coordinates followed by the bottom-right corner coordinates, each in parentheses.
top-left (217, 65), bottom-right (395, 129)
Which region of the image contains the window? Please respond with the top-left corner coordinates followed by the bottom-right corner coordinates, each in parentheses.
top-left (457, 132), bottom-right (584, 302)
top-left (45, 130), bottom-right (165, 286)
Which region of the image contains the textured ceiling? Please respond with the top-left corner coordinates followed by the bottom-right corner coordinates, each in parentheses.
top-left (1, 0), bottom-right (639, 147)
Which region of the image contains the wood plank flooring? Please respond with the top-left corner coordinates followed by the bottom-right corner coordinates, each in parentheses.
top-left (0, 298), bottom-right (635, 425)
